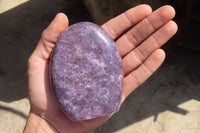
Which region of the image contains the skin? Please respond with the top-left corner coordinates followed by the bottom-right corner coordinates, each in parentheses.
top-left (24, 4), bottom-right (178, 133)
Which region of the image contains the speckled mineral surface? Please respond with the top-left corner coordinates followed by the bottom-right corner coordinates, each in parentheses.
top-left (50, 22), bottom-right (123, 121)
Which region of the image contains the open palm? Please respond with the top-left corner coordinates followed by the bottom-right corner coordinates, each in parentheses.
top-left (26, 5), bottom-right (177, 133)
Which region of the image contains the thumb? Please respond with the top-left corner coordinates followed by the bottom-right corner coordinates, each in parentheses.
top-left (29, 13), bottom-right (69, 66)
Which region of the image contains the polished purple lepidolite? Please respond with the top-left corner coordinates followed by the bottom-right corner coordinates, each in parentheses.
top-left (50, 22), bottom-right (123, 121)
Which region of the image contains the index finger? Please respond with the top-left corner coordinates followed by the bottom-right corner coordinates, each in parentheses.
top-left (102, 4), bottom-right (152, 40)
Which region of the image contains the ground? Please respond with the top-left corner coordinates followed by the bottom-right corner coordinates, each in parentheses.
top-left (0, 0), bottom-right (200, 133)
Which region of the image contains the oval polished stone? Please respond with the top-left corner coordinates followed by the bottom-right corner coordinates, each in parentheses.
top-left (50, 22), bottom-right (123, 121)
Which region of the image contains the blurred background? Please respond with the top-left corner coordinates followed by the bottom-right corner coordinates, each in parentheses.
top-left (0, 0), bottom-right (199, 132)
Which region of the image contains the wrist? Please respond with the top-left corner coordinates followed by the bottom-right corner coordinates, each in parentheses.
top-left (23, 112), bottom-right (58, 133)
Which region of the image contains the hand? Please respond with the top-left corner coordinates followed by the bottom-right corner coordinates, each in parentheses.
top-left (24, 5), bottom-right (177, 133)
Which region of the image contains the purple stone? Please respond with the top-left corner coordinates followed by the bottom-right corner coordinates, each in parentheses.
top-left (50, 22), bottom-right (123, 121)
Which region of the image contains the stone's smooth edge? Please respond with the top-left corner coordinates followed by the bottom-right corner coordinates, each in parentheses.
top-left (50, 22), bottom-right (123, 121)
top-left (52, 22), bottom-right (122, 120)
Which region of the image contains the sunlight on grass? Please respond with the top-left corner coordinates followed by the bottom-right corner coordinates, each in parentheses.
top-left (0, 0), bottom-right (29, 14)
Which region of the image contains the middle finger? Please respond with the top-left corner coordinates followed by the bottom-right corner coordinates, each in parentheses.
top-left (116, 5), bottom-right (175, 57)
